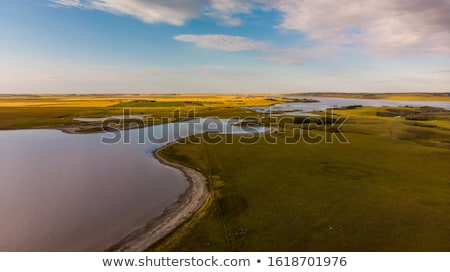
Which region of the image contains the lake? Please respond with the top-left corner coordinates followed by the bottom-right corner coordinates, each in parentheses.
top-left (0, 119), bottom-right (267, 251)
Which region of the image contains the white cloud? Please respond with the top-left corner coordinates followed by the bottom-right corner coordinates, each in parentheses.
top-left (205, 0), bottom-right (254, 26)
top-left (50, 0), bottom-right (259, 26)
top-left (271, 0), bottom-right (450, 55)
top-left (50, 0), bottom-right (205, 26)
top-left (50, 0), bottom-right (85, 8)
top-left (209, 0), bottom-right (253, 13)
top-left (174, 34), bottom-right (268, 52)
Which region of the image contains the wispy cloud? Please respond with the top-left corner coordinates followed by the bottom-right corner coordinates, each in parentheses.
top-left (50, 0), bottom-right (255, 26)
top-left (50, 0), bottom-right (84, 8)
top-left (174, 34), bottom-right (268, 52)
top-left (205, 0), bottom-right (255, 26)
top-left (49, 0), bottom-right (205, 26)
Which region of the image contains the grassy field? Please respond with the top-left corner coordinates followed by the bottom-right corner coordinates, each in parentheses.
top-left (154, 107), bottom-right (450, 251)
top-left (0, 94), bottom-right (287, 130)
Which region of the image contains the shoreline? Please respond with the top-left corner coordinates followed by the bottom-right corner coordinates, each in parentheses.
top-left (107, 141), bottom-right (210, 252)
top-left (107, 127), bottom-right (276, 252)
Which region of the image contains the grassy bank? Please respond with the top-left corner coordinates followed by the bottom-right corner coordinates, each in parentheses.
top-left (154, 110), bottom-right (450, 251)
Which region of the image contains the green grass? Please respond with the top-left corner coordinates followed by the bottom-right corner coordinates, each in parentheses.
top-left (0, 94), bottom-right (279, 130)
top-left (154, 117), bottom-right (450, 251)
top-left (0, 107), bottom-right (129, 130)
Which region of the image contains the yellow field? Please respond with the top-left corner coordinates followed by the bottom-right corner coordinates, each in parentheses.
top-left (0, 94), bottom-right (287, 130)
top-left (381, 94), bottom-right (450, 101)
top-left (0, 94), bottom-right (283, 107)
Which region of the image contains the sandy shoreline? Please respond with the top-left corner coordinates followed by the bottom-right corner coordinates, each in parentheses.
top-left (107, 141), bottom-right (209, 252)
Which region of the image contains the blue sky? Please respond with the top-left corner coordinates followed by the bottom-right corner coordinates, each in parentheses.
top-left (0, 0), bottom-right (449, 93)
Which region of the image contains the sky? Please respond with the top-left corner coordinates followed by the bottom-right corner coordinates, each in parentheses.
top-left (0, 0), bottom-right (449, 93)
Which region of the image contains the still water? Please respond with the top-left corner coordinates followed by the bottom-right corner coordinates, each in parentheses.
top-left (0, 119), bottom-right (267, 251)
top-left (248, 97), bottom-right (450, 113)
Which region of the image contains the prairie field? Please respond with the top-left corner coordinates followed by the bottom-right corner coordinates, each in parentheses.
top-left (154, 105), bottom-right (450, 251)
